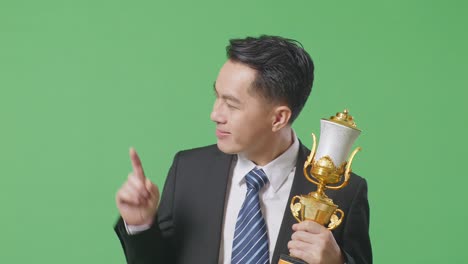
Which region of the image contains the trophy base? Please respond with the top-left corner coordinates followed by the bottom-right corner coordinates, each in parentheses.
top-left (278, 254), bottom-right (308, 264)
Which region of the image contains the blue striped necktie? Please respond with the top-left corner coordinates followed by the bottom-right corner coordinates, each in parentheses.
top-left (231, 168), bottom-right (270, 264)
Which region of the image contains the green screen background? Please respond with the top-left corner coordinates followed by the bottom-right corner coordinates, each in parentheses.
top-left (1, 0), bottom-right (466, 263)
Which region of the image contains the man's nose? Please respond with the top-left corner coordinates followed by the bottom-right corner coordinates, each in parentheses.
top-left (210, 100), bottom-right (226, 124)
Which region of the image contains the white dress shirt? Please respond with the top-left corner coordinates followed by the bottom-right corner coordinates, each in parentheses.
top-left (218, 134), bottom-right (299, 263)
top-left (126, 133), bottom-right (299, 264)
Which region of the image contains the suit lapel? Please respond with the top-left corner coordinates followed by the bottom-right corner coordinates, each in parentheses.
top-left (272, 143), bottom-right (315, 263)
top-left (202, 149), bottom-right (234, 263)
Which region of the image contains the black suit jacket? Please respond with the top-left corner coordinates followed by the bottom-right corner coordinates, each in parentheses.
top-left (115, 143), bottom-right (372, 264)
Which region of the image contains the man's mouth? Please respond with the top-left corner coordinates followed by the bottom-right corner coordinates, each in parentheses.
top-left (216, 129), bottom-right (230, 138)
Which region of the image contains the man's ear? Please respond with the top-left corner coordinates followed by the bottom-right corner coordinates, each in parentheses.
top-left (271, 106), bottom-right (292, 132)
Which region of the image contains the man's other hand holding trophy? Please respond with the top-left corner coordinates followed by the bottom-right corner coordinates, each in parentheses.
top-left (280, 109), bottom-right (362, 264)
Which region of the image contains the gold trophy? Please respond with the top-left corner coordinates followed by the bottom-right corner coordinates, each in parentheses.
top-left (279, 110), bottom-right (362, 264)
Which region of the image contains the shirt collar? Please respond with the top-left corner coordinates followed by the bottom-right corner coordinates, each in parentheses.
top-left (235, 131), bottom-right (299, 193)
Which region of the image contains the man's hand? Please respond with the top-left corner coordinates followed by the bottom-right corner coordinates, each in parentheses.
top-left (288, 221), bottom-right (345, 264)
top-left (116, 148), bottom-right (160, 226)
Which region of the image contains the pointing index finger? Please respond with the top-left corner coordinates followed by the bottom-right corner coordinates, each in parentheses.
top-left (130, 147), bottom-right (145, 180)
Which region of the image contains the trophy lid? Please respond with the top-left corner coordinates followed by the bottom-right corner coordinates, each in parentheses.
top-left (325, 109), bottom-right (361, 131)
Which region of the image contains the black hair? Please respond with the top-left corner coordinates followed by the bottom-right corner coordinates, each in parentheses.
top-left (226, 35), bottom-right (314, 123)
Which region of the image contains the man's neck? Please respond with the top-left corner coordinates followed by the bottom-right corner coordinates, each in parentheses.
top-left (244, 128), bottom-right (294, 166)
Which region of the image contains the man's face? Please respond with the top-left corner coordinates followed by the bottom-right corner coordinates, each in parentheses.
top-left (211, 60), bottom-right (275, 156)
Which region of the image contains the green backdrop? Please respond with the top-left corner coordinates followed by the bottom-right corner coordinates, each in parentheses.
top-left (1, 0), bottom-right (466, 263)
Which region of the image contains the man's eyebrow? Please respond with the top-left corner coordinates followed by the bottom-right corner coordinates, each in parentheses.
top-left (213, 82), bottom-right (242, 105)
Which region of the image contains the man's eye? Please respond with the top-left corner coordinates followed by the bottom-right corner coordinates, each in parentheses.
top-left (226, 103), bottom-right (237, 109)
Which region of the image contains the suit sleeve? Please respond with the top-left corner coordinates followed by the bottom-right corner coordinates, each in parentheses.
top-left (341, 178), bottom-right (373, 264)
top-left (114, 152), bottom-right (180, 264)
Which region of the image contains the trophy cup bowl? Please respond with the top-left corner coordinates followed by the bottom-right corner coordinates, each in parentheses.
top-left (279, 110), bottom-right (362, 264)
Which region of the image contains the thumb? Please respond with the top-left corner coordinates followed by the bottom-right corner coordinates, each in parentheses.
top-left (145, 178), bottom-right (158, 194)
top-left (146, 178), bottom-right (159, 209)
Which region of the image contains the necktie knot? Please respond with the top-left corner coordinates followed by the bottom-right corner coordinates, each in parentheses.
top-left (245, 168), bottom-right (269, 191)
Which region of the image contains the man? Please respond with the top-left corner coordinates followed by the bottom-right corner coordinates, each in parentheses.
top-left (114, 35), bottom-right (372, 264)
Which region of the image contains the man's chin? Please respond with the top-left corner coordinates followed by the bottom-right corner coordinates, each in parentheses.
top-left (216, 141), bottom-right (240, 155)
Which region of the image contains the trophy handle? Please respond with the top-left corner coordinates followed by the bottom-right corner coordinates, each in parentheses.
top-left (303, 133), bottom-right (320, 186)
top-left (327, 147), bottom-right (361, 190)
top-left (290, 196), bottom-right (304, 222)
top-left (327, 209), bottom-right (344, 230)
top-left (305, 133), bottom-right (317, 166)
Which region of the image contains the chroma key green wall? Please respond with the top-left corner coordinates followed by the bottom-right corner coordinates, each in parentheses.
top-left (1, 0), bottom-right (466, 263)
